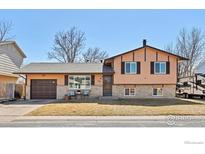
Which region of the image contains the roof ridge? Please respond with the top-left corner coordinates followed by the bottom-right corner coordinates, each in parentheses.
top-left (29, 62), bottom-right (103, 64)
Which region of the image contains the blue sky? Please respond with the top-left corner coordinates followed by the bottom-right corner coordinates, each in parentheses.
top-left (0, 10), bottom-right (204, 64)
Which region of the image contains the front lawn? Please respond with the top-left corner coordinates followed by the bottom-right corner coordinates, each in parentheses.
top-left (26, 98), bottom-right (205, 116)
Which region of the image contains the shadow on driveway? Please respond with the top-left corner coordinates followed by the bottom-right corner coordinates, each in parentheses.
top-left (1, 99), bottom-right (57, 105)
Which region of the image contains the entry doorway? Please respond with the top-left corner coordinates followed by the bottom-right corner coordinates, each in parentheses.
top-left (103, 75), bottom-right (112, 96)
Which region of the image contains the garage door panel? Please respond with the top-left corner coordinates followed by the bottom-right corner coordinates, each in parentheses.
top-left (31, 79), bottom-right (57, 99)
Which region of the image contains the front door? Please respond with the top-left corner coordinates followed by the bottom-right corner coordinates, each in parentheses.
top-left (103, 75), bottom-right (112, 96)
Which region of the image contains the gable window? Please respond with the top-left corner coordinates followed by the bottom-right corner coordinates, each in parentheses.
top-left (124, 88), bottom-right (135, 96)
top-left (125, 62), bottom-right (136, 74)
top-left (152, 88), bottom-right (163, 96)
top-left (69, 75), bottom-right (91, 89)
top-left (154, 62), bottom-right (166, 74)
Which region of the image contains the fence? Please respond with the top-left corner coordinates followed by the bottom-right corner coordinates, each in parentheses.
top-left (0, 83), bottom-right (15, 99)
top-left (0, 83), bottom-right (24, 100)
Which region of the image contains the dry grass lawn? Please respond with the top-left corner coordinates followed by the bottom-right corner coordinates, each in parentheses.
top-left (27, 98), bottom-right (205, 116)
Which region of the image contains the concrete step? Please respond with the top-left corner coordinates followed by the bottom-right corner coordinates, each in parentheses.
top-left (99, 96), bottom-right (119, 100)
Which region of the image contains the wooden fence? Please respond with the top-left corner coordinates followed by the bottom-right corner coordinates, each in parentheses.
top-left (0, 83), bottom-right (14, 99)
top-left (0, 83), bottom-right (24, 100)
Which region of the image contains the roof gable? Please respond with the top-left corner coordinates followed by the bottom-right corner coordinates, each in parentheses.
top-left (0, 41), bottom-right (26, 58)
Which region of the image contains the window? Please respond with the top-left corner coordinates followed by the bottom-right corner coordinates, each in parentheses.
top-left (125, 62), bottom-right (136, 74)
top-left (124, 88), bottom-right (135, 96)
top-left (153, 88), bottom-right (163, 96)
top-left (69, 75), bottom-right (91, 89)
top-left (154, 62), bottom-right (166, 74)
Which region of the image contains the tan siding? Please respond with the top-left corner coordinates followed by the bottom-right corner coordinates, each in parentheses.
top-left (0, 44), bottom-right (24, 68)
top-left (0, 54), bottom-right (19, 77)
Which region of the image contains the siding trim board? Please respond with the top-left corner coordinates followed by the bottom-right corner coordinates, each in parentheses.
top-left (156, 52), bottom-right (158, 61)
top-left (133, 52), bottom-right (134, 61)
top-left (144, 47), bottom-right (146, 61)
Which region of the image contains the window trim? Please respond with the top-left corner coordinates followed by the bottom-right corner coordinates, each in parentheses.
top-left (124, 88), bottom-right (136, 96)
top-left (152, 88), bottom-right (163, 96)
top-left (125, 62), bottom-right (137, 74)
top-left (154, 62), bottom-right (166, 74)
top-left (68, 75), bottom-right (91, 90)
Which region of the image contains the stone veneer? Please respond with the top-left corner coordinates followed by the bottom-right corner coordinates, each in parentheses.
top-left (90, 85), bottom-right (103, 98)
top-left (26, 85), bottom-right (102, 99)
top-left (57, 85), bottom-right (102, 99)
top-left (112, 84), bottom-right (176, 98)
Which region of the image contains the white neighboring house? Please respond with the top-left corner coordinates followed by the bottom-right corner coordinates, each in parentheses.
top-left (0, 41), bottom-right (26, 99)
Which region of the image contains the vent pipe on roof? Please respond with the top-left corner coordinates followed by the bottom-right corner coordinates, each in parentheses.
top-left (143, 39), bottom-right (147, 47)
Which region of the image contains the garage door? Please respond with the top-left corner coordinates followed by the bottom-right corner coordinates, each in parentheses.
top-left (31, 79), bottom-right (57, 99)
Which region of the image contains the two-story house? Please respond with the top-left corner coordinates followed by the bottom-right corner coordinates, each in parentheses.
top-left (0, 41), bottom-right (26, 99)
top-left (15, 40), bottom-right (187, 99)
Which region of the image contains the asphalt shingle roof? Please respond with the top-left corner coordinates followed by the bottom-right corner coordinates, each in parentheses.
top-left (15, 63), bottom-right (113, 74)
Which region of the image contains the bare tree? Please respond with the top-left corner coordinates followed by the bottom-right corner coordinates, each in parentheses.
top-left (177, 28), bottom-right (205, 76)
top-left (82, 47), bottom-right (109, 63)
top-left (48, 27), bottom-right (86, 63)
top-left (165, 42), bottom-right (175, 53)
top-left (165, 27), bottom-right (205, 77)
top-left (0, 20), bottom-right (13, 41)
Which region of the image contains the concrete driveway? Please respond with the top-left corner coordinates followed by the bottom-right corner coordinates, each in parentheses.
top-left (0, 100), bottom-right (53, 122)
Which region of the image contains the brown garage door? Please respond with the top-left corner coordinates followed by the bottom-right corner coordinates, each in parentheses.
top-left (31, 79), bottom-right (57, 99)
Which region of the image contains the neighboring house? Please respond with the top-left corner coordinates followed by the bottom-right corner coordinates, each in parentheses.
top-left (0, 41), bottom-right (26, 99)
top-left (15, 40), bottom-right (187, 99)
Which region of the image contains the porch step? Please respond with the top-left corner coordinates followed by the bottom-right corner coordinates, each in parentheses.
top-left (99, 96), bottom-right (119, 100)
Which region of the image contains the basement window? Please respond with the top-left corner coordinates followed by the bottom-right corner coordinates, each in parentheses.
top-left (124, 88), bottom-right (135, 96)
top-left (152, 88), bottom-right (163, 96)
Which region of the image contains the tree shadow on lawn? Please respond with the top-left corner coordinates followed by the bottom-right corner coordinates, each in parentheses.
top-left (98, 98), bottom-right (204, 106)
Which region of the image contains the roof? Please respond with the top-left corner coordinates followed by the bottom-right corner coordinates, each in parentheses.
top-left (105, 45), bottom-right (189, 61)
top-left (0, 41), bottom-right (26, 58)
top-left (0, 53), bottom-right (19, 77)
top-left (14, 63), bottom-right (114, 74)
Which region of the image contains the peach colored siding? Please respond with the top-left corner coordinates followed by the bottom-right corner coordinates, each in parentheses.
top-left (113, 47), bottom-right (177, 84)
top-left (0, 75), bottom-right (17, 84)
top-left (27, 73), bottom-right (103, 86)
top-left (27, 74), bottom-right (65, 86)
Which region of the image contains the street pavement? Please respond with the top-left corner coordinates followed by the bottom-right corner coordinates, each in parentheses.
top-left (0, 116), bottom-right (205, 127)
